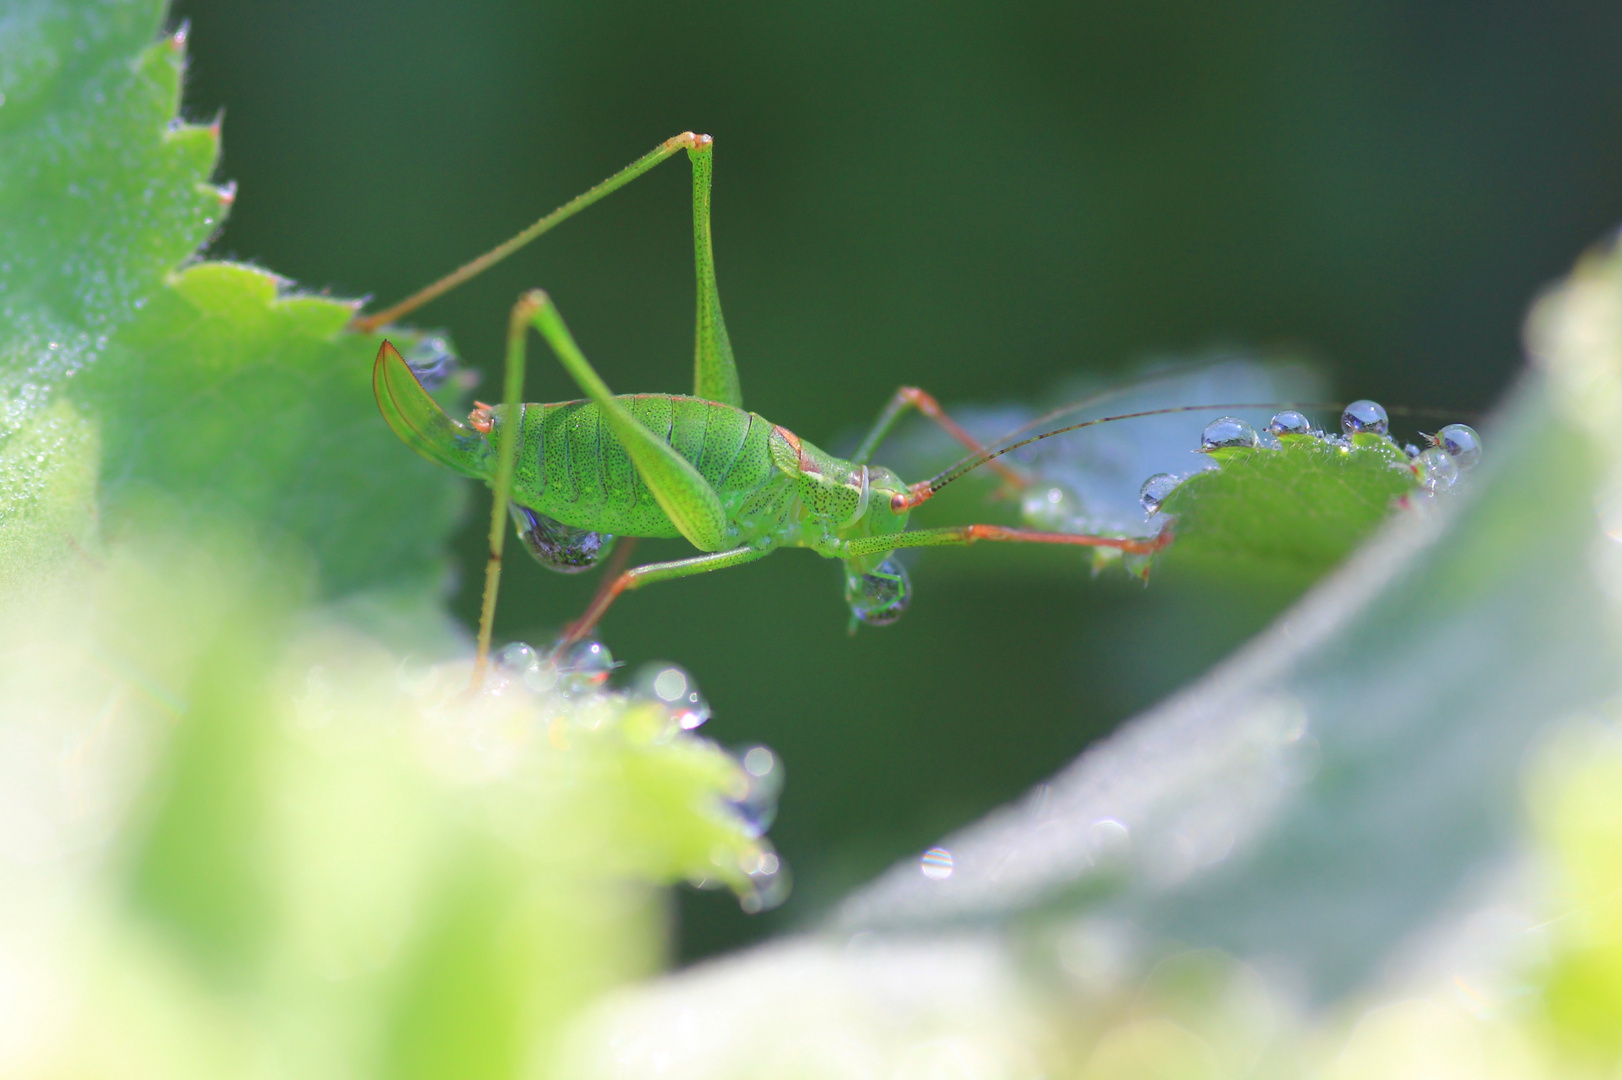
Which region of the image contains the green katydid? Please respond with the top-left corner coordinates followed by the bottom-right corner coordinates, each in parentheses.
top-left (352, 132), bottom-right (1458, 685)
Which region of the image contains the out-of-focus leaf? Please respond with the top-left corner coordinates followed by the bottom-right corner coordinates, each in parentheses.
top-left (0, 534), bottom-right (777, 1076)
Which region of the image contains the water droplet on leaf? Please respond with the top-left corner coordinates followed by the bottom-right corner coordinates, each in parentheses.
top-left (1417, 446), bottom-right (1458, 491)
top-left (1268, 410), bottom-right (1312, 435)
top-left (1200, 416), bottom-right (1258, 451)
top-left (554, 639), bottom-right (615, 693)
top-left (920, 847), bottom-right (954, 880)
top-left (727, 743), bottom-right (783, 837)
top-left (632, 663), bottom-right (710, 729)
top-left (1139, 472), bottom-right (1179, 514)
top-left (496, 641), bottom-right (539, 675)
top-left (1341, 399), bottom-right (1389, 436)
top-left (1435, 423), bottom-right (1482, 471)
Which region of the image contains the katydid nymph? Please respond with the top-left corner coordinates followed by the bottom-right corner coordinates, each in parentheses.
top-left (354, 133), bottom-right (1351, 684)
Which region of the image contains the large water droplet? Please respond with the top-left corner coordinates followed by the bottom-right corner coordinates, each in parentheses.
top-left (1139, 473), bottom-right (1180, 514)
top-left (1341, 399), bottom-right (1389, 436)
top-left (845, 557), bottom-right (911, 626)
top-left (1417, 446), bottom-right (1458, 491)
top-left (1200, 416), bottom-right (1258, 451)
top-left (1435, 423), bottom-right (1482, 471)
top-left (511, 504), bottom-right (615, 573)
top-left (919, 847), bottom-right (954, 880)
top-left (1268, 410), bottom-right (1312, 436)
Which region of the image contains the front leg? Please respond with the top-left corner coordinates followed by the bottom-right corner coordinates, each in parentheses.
top-left (841, 523), bottom-right (1173, 559)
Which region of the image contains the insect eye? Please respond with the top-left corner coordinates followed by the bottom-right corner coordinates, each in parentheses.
top-left (844, 558), bottom-right (911, 626)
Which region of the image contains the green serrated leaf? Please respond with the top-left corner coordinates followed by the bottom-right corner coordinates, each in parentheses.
top-left (1155, 437), bottom-right (1419, 587)
top-left (79, 261), bottom-right (468, 601)
top-left (1, 6), bottom-right (468, 615)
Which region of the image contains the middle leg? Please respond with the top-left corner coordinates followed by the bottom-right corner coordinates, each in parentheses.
top-left (841, 523), bottom-right (1173, 559)
top-left (561, 545), bottom-right (773, 645)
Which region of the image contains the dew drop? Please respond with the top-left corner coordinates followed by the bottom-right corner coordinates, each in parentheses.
top-left (1200, 416), bottom-right (1258, 451)
top-left (652, 667), bottom-right (687, 702)
top-left (727, 743), bottom-right (783, 837)
top-left (1341, 399), bottom-right (1389, 436)
top-left (739, 850), bottom-right (790, 913)
top-left (496, 641), bottom-right (539, 675)
top-left (1435, 423), bottom-right (1482, 471)
top-left (554, 639), bottom-right (615, 693)
top-left (403, 335), bottom-right (459, 391)
top-left (1139, 472), bottom-right (1179, 514)
top-left (523, 660), bottom-right (560, 695)
top-left (743, 746), bottom-right (775, 776)
top-left (510, 504), bottom-right (615, 573)
top-left (1268, 410), bottom-right (1312, 436)
top-left (1022, 483), bottom-right (1085, 530)
top-left (1417, 446), bottom-right (1458, 491)
top-left (633, 663), bottom-right (711, 729)
top-left (919, 847), bottom-right (954, 880)
top-left (844, 557), bottom-right (911, 626)
top-left (396, 655), bottom-right (441, 697)
top-left (1087, 817), bottom-right (1131, 855)
top-left (1256, 429), bottom-right (1282, 450)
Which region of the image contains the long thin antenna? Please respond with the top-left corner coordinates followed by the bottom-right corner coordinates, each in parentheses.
top-left (891, 401), bottom-right (1474, 511)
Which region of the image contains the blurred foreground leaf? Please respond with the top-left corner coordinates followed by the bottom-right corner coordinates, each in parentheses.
top-left (0, 536), bottom-right (776, 1076)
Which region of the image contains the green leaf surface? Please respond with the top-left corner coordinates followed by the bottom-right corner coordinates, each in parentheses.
top-left (1, 3), bottom-right (467, 613)
top-left (1155, 433), bottom-right (1419, 587)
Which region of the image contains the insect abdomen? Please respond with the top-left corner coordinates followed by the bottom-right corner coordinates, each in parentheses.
top-left (509, 394), bottom-right (784, 539)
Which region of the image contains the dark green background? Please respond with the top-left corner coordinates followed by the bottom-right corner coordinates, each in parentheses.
top-left (169, 0), bottom-right (1622, 961)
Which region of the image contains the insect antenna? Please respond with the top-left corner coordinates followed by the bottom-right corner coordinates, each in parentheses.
top-left (891, 400), bottom-right (1475, 511)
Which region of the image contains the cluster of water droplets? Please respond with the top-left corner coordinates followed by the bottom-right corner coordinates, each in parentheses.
top-left (439, 639), bottom-right (788, 913)
top-left (1135, 401), bottom-right (1483, 516)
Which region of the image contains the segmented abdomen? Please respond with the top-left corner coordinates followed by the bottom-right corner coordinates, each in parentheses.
top-left (508, 394), bottom-right (788, 540)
